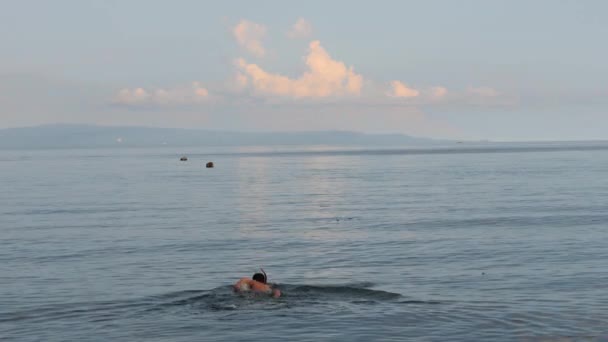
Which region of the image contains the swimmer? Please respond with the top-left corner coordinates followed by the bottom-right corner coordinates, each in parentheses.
top-left (233, 269), bottom-right (281, 298)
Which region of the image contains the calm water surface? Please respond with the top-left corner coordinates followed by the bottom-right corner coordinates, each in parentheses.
top-left (2, 144), bottom-right (608, 341)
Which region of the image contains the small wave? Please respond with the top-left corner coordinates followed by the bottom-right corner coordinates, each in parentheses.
top-left (143, 283), bottom-right (405, 313)
top-left (0, 299), bottom-right (149, 324)
top-left (398, 300), bottom-right (442, 305)
top-left (0, 284), bottom-right (431, 324)
top-left (283, 284), bottom-right (401, 301)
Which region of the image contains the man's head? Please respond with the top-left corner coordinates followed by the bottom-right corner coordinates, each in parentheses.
top-left (252, 272), bottom-right (267, 283)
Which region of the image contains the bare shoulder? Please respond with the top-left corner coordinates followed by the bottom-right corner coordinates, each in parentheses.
top-left (234, 277), bottom-right (253, 291)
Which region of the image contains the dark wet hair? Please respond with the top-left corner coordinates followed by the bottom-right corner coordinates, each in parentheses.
top-left (252, 273), bottom-right (267, 283)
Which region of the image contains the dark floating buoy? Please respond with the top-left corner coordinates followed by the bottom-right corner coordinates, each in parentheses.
top-left (206, 161), bottom-right (214, 168)
top-left (180, 156), bottom-right (188, 161)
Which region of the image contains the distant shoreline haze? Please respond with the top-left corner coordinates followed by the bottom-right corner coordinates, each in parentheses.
top-left (0, 124), bottom-right (444, 149)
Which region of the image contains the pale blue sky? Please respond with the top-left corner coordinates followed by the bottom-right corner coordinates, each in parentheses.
top-left (1, 0), bottom-right (606, 140)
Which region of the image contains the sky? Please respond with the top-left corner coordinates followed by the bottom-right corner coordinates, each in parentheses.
top-left (0, 0), bottom-right (607, 140)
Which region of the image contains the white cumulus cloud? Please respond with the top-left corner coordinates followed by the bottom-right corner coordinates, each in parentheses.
top-left (115, 82), bottom-right (209, 106)
top-left (233, 20), bottom-right (267, 58)
top-left (287, 18), bottom-right (312, 39)
top-left (236, 40), bottom-right (363, 98)
top-left (387, 80), bottom-right (420, 98)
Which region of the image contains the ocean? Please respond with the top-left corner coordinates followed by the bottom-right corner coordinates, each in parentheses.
top-left (2, 143), bottom-right (608, 341)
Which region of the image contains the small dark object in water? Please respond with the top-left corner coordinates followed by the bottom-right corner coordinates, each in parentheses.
top-left (180, 156), bottom-right (188, 161)
top-left (206, 162), bottom-right (214, 168)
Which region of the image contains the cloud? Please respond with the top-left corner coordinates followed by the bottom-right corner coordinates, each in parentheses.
top-left (429, 86), bottom-right (448, 99)
top-left (236, 40), bottom-right (363, 98)
top-left (116, 87), bottom-right (150, 104)
top-left (287, 18), bottom-right (312, 39)
top-left (234, 72), bottom-right (249, 89)
top-left (387, 80), bottom-right (420, 98)
top-left (233, 20), bottom-right (267, 58)
top-left (115, 82), bottom-right (209, 106)
top-left (112, 19), bottom-right (508, 117)
top-left (461, 86), bottom-right (516, 106)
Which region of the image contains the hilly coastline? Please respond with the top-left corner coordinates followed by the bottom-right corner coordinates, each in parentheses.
top-left (0, 124), bottom-right (442, 149)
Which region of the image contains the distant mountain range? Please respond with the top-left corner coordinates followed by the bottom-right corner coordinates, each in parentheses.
top-left (0, 124), bottom-right (444, 149)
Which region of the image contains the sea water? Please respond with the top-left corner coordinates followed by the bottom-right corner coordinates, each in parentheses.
top-left (1, 143), bottom-right (608, 341)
